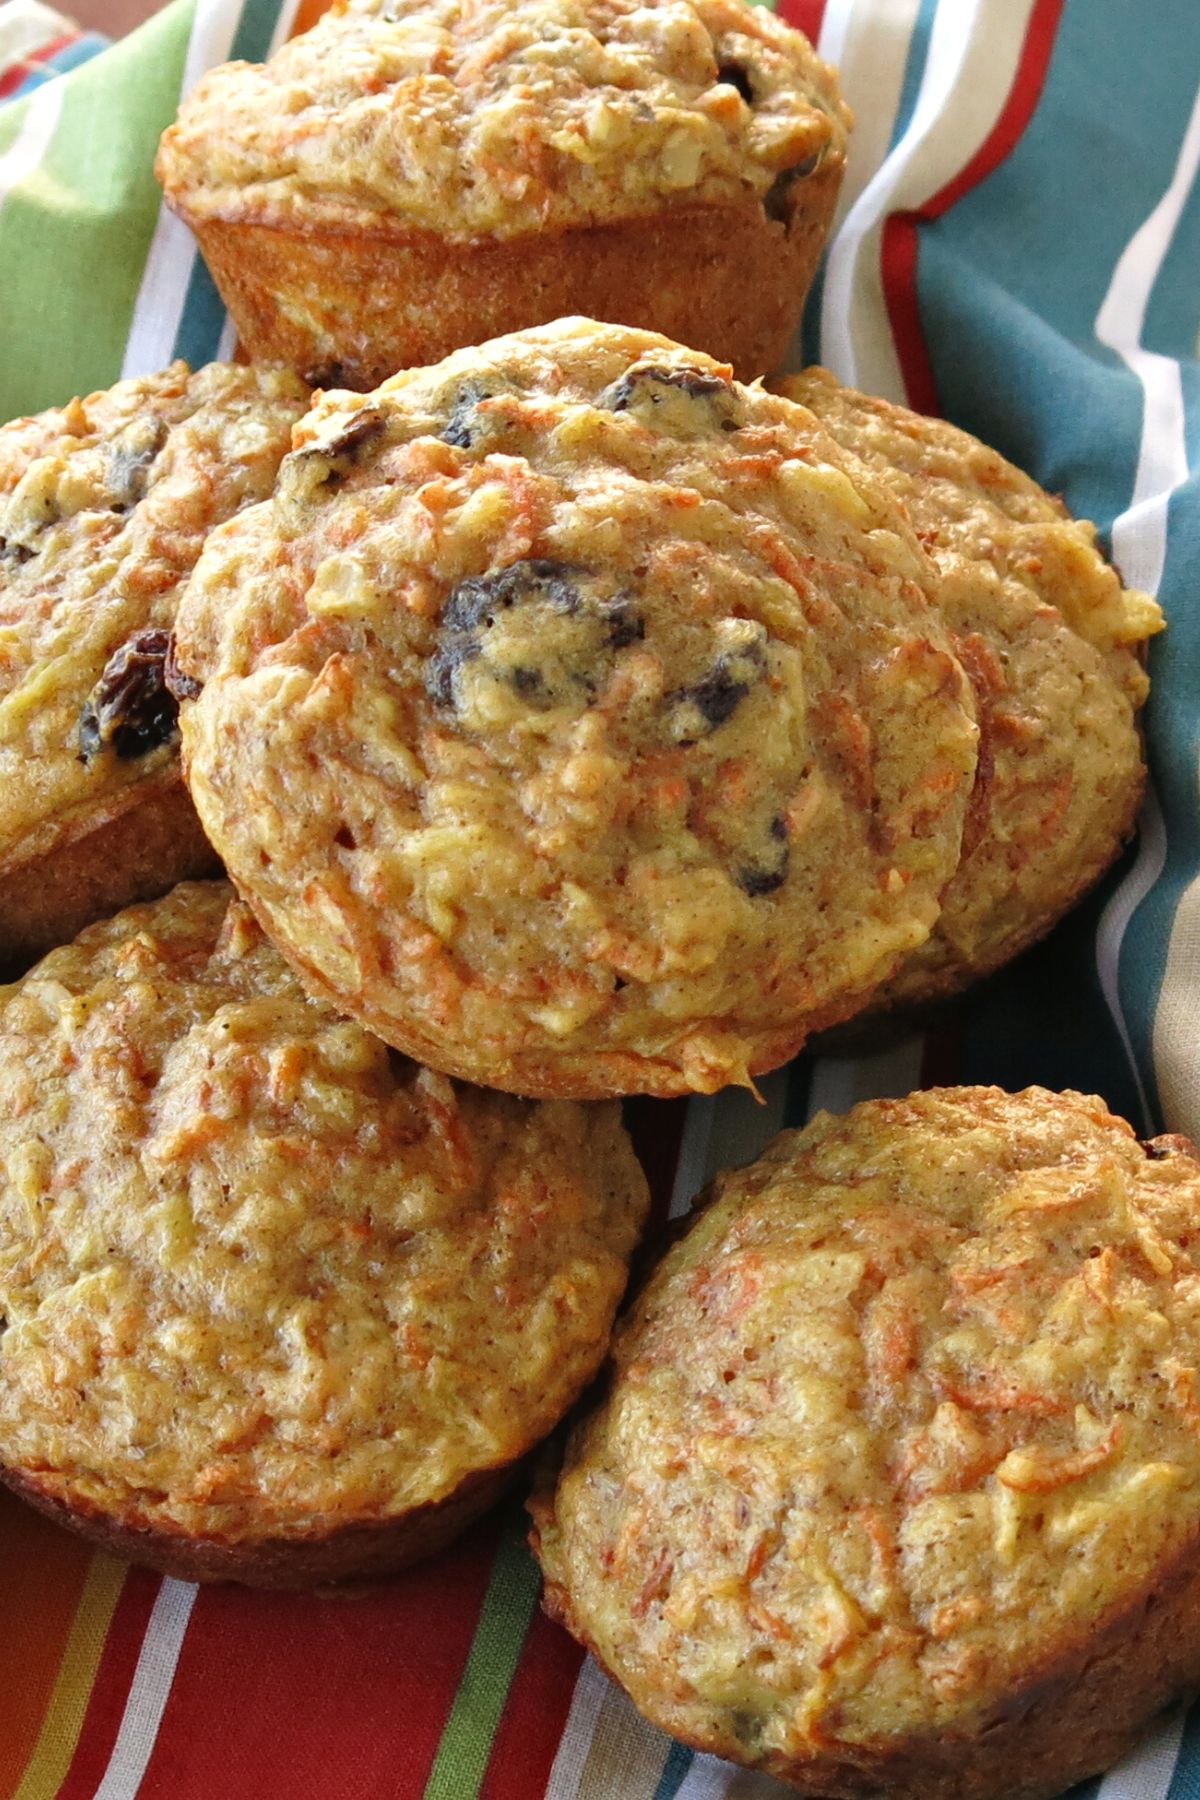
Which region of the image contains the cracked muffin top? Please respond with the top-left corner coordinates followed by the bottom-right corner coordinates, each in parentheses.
top-left (0, 361), bottom-right (309, 876)
top-left (532, 1086), bottom-right (1200, 1772)
top-left (0, 882), bottom-right (648, 1545)
top-left (171, 318), bottom-right (978, 1098)
top-left (779, 370), bottom-right (1163, 1005)
top-left (156, 0), bottom-right (850, 241)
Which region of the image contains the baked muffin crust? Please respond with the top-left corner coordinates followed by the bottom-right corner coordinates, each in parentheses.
top-left (0, 882), bottom-right (648, 1582)
top-left (779, 370), bottom-right (1163, 1008)
top-left (533, 1087), bottom-right (1200, 1797)
top-left (0, 361), bottom-right (309, 962)
top-left (172, 320), bottom-right (979, 1098)
top-left (156, 0), bottom-right (849, 243)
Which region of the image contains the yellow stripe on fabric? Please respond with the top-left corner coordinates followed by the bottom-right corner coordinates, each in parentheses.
top-left (11, 1555), bottom-right (126, 1800)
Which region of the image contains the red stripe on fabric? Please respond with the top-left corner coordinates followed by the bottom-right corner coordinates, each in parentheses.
top-left (776, 0), bottom-right (828, 45)
top-left (924, 0), bottom-right (1065, 222)
top-left (881, 216), bottom-right (939, 414)
top-left (0, 62), bottom-right (33, 100)
top-left (0, 30), bottom-right (81, 97)
top-left (134, 1518), bottom-right (502, 1800)
top-left (623, 1096), bottom-right (688, 1229)
top-left (479, 1612), bottom-right (585, 1800)
top-left (882, 0), bottom-right (1067, 412)
top-left (54, 1571), bottom-right (163, 1800)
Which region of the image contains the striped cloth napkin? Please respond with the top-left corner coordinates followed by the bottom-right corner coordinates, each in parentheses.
top-left (0, 2), bottom-right (105, 103)
top-left (1, 1), bottom-right (1199, 1795)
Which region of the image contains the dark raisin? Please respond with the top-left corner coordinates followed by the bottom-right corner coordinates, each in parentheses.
top-left (0, 536), bottom-right (34, 568)
top-left (442, 559), bottom-right (583, 633)
top-left (603, 599), bottom-right (645, 649)
top-left (441, 378), bottom-right (500, 450)
top-left (690, 663), bottom-right (752, 732)
top-left (511, 665), bottom-right (547, 698)
top-left (602, 362), bottom-right (732, 412)
top-left (764, 152), bottom-right (822, 225)
top-left (737, 815), bottom-right (790, 897)
top-left (716, 60), bottom-right (755, 104)
top-left (314, 405), bottom-right (386, 460)
top-left (426, 636), bottom-right (480, 708)
top-left (79, 629), bottom-right (180, 762)
top-left (163, 632), bottom-right (202, 703)
top-left (599, 362), bottom-right (742, 435)
top-left (106, 415), bottom-right (168, 513)
top-left (305, 359), bottom-right (352, 389)
top-left (1144, 1135), bottom-right (1198, 1160)
top-left (428, 561), bottom-right (637, 713)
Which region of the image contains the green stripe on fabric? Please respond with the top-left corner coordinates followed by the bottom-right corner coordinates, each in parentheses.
top-left (0, 0), bottom-right (195, 418)
top-left (421, 1506), bottom-right (543, 1800)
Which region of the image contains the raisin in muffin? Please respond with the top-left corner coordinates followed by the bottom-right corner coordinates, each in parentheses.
top-left (0, 361), bottom-right (309, 971)
top-left (533, 1087), bottom-right (1200, 1800)
top-left (0, 881), bottom-right (647, 1588)
top-left (777, 370), bottom-right (1163, 1015)
top-left (170, 318), bottom-right (979, 1100)
top-left (155, 0), bottom-right (850, 388)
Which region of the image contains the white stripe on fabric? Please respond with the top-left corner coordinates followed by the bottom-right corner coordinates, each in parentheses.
top-left (820, 0), bottom-right (1036, 400)
top-left (543, 1657), bottom-right (612, 1800)
top-left (268, 0), bottom-right (304, 51)
top-left (805, 1035), bottom-right (925, 1122)
top-left (1096, 79), bottom-right (1200, 597)
top-left (119, 0), bottom-right (245, 378)
top-left (0, 76), bottom-right (62, 210)
top-left (672, 1753), bottom-right (735, 1800)
top-left (0, 2), bottom-right (75, 68)
top-left (90, 1579), bottom-right (198, 1800)
top-left (1095, 1708), bottom-right (1186, 1800)
top-left (816, 0), bottom-right (922, 234)
top-left (1091, 81), bottom-right (1200, 1129)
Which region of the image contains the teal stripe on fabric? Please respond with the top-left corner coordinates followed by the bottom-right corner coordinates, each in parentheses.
top-left (912, 0), bottom-right (1200, 1132)
top-left (1167, 1698), bottom-right (1200, 1798)
top-left (651, 1740), bottom-right (693, 1800)
top-left (888, 0), bottom-right (940, 152)
top-left (170, 0), bottom-right (288, 366)
top-left (0, 0), bottom-right (195, 417)
top-left (1145, 167), bottom-right (1200, 360)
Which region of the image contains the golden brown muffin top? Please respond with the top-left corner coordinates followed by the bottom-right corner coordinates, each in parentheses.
top-left (534, 1087), bottom-right (1200, 1767)
top-left (156, 0), bottom-right (850, 241)
top-left (783, 369), bottom-right (1162, 697)
top-left (777, 371), bottom-right (1163, 1000)
top-left (0, 883), bottom-right (648, 1543)
top-left (172, 319), bottom-right (978, 1098)
top-left (0, 361), bottom-right (308, 876)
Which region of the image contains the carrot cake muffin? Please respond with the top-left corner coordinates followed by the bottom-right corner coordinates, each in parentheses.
top-left (0, 360), bottom-right (309, 971)
top-left (0, 881), bottom-right (647, 1587)
top-left (155, 0), bottom-right (851, 387)
top-left (533, 1086), bottom-right (1200, 1800)
top-left (170, 319), bottom-right (979, 1100)
top-left (778, 370), bottom-right (1163, 1013)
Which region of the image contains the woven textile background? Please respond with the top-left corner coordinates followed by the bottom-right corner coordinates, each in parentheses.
top-left (1, 0), bottom-right (1199, 1793)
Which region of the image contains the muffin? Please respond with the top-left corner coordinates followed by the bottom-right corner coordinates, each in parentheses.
top-left (0, 881), bottom-right (648, 1588)
top-left (169, 318), bottom-right (979, 1100)
top-left (155, 0), bottom-right (851, 388)
top-left (0, 361), bottom-right (309, 972)
top-left (532, 1086), bottom-right (1200, 1800)
top-left (776, 370), bottom-right (1164, 1013)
